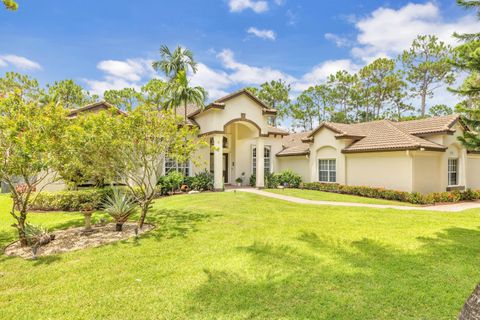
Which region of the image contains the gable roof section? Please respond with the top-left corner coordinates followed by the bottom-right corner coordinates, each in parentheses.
top-left (277, 131), bottom-right (311, 157)
top-left (67, 101), bottom-right (126, 118)
top-left (188, 88), bottom-right (277, 118)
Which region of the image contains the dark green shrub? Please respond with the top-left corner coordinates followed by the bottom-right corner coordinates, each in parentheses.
top-left (29, 187), bottom-right (114, 211)
top-left (191, 170), bottom-right (214, 191)
top-left (249, 174), bottom-right (256, 187)
top-left (276, 170), bottom-right (302, 188)
top-left (301, 182), bottom-right (480, 205)
top-left (265, 172), bottom-right (279, 188)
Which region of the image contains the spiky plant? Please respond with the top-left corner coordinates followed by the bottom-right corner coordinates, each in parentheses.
top-left (25, 223), bottom-right (53, 247)
top-left (102, 188), bottom-right (137, 231)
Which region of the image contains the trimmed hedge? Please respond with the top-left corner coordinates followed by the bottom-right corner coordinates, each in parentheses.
top-left (302, 182), bottom-right (480, 205)
top-left (28, 188), bottom-right (115, 211)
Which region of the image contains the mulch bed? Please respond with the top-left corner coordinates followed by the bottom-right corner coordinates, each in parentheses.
top-left (4, 222), bottom-right (154, 259)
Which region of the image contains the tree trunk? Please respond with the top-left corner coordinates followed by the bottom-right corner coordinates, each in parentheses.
top-left (115, 223), bottom-right (123, 232)
top-left (18, 220), bottom-right (27, 247)
top-left (184, 101), bottom-right (188, 123)
top-left (421, 91), bottom-right (427, 117)
top-left (459, 284), bottom-right (480, 320)
top-left (15, 212), bottom-right (28, 247)
top-left (138, 204), bottom-right (148, 229)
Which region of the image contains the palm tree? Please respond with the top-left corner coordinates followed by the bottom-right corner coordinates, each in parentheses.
top-left (152, 45), bottom-right (198, 80)
top-left (167, 70), bottom-right (206, 122)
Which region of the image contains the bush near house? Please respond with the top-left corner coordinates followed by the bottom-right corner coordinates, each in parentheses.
top-left (302, 182), bottom-right (480, 205)
top-left (250, 170), bottom-right (303, 188)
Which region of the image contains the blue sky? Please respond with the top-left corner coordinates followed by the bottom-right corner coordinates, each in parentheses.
top-left (0, 0), bottom-right (478, 106)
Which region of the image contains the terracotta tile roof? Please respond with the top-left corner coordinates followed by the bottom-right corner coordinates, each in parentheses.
top-left (267, 126), bottom-right (289, 136)
top-left (67, 101), bottom-right (126, 118)
top-left (342, 120), bottom-right (446, 153)
top-left (279, 115), bottom-right (461, 156)
top-left (277, 131), bottom-right (311, 157)
top-left (393, 114), bottom-right (460, 135)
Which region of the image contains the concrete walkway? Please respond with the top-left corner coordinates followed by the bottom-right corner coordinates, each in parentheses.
top-left (231, 188), bottom-right (480, 212)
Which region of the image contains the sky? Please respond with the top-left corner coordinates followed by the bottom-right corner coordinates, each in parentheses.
top-left (0, 0), bottom-right (479, 109)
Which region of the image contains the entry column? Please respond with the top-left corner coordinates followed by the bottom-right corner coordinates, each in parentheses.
top-left (256, 137), bottom-right (265, 188)
top-left (213, 134), bottom-right (223, 190)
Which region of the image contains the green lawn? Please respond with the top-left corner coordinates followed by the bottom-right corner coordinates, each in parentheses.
top-left (1, 192), bottom-right (479, 319)
top-left (266, 188), bottom-right (418, 206)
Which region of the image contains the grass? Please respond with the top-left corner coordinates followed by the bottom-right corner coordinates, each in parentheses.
top-left (0, 192), bottom-right (479, 319)
top-left (265, 188), bottom-right (418, 206)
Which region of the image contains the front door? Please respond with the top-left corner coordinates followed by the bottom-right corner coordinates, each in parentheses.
top-left (210, 153), bottom-right (229, 184)
top-left (223, 154), bottom-right (228, 183)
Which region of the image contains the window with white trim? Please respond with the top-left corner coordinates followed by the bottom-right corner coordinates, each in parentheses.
top-left (252, 146), bottom-right (271, 174)
top-left (319, 159), bottom-right (336, 182)
top-left (165, 157), bottom-right (190, 176)
top-left (448, 158), bottom-right (458, 186)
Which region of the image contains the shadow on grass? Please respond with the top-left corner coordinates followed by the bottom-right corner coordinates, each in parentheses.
top-left (188, 227), bottom-right (480, 319)
top-left (143, 208), bottom-right (215, 241)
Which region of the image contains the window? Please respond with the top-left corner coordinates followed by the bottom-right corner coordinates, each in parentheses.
top-left (209, 136), bottom-right (228, 149)
top-left (252, 146), bottom-right (271, 174)
top-left (165, 157), bottom-right (190, 176)
top-left (448, 158), bottom-right (458, 186)
top-left (319, 159), bottom-right (336, 182)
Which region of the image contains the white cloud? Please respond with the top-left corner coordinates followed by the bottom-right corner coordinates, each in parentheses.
top-left (247, 27), bottom-right (276, 40)
top-left (190, 63), bottom-right (232, 100)
top-left (218, 49), bottom-right (295, 85)
top-left (351, 2), bottom-right (480, 62)
top-left (0, 54), bottom-right (42, 70)
top-left (324, 33), bottom-right (352, 47)
top-left (83, 77), bottom-right (141, 96)
top-left (286, 9), bottom-right (298, 26)
top-left (228, 0), bottom-right (268, 13)
top-left (293, 59), bottom-right (360, 91)
top-left (84, 58), bottom-right (156, 96)
top-left (96, 58), bottom-right (154, 82)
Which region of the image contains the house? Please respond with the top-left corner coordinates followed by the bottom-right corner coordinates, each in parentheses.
top-left (45, 89), bottom-right (480, 194)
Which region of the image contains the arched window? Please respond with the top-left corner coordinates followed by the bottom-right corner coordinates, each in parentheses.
top-left (252, 146), bottom-right (271, 174)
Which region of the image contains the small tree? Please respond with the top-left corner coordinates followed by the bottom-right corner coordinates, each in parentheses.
top-left (401, 35), bottom-right (456, 117)
top-left (112, 105), bottom-right (205, 228)
top-left (46, 79), bottom-right (96, 109)
top-left (0, 92), bottom-right (67, 246)
top-left (57, 108), bottom-right (122, 188)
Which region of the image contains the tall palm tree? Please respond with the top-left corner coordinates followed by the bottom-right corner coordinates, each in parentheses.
top-left (167, 70), bottom-right (206, 122)
top-left (152, 45), bottom-right (198, 80)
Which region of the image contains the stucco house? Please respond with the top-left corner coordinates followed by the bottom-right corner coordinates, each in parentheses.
top-left (46, 89), bottom-right (480, 194)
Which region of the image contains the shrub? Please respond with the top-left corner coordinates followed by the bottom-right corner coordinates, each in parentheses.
top-left (265, 172), bottom-right (279, 189)
top-left (29, 187), bottom-right (114, 211)
top-left (157, 171), bottom-right (185, 194)
top-left (24, 223), bottom-right (54, 247)
top-left (249, 174), bottom-right (256, 187)
top-left (276, 170), bottom-right (302, 188)
top-left (301, 182), bottom-right (480, 205)
top-left (102, 188), bottom-right (138, 231)
top-left (191, 170), bottom-right (214, 191)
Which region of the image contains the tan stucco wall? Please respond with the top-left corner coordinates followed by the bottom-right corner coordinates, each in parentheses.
top-left (467, 155), bottom-right (480, 190)
top-left (346, 151), bottom-right (413, 192)
top-left (412, 151), bottom-right (443, 193)
top-left (277, 156), bottom-right (310, 182)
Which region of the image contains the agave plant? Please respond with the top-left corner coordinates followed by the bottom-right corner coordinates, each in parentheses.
top-left (25, 223), bottom-right (53, 247)
top-left (102, 188), bottom-right (137, 231)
